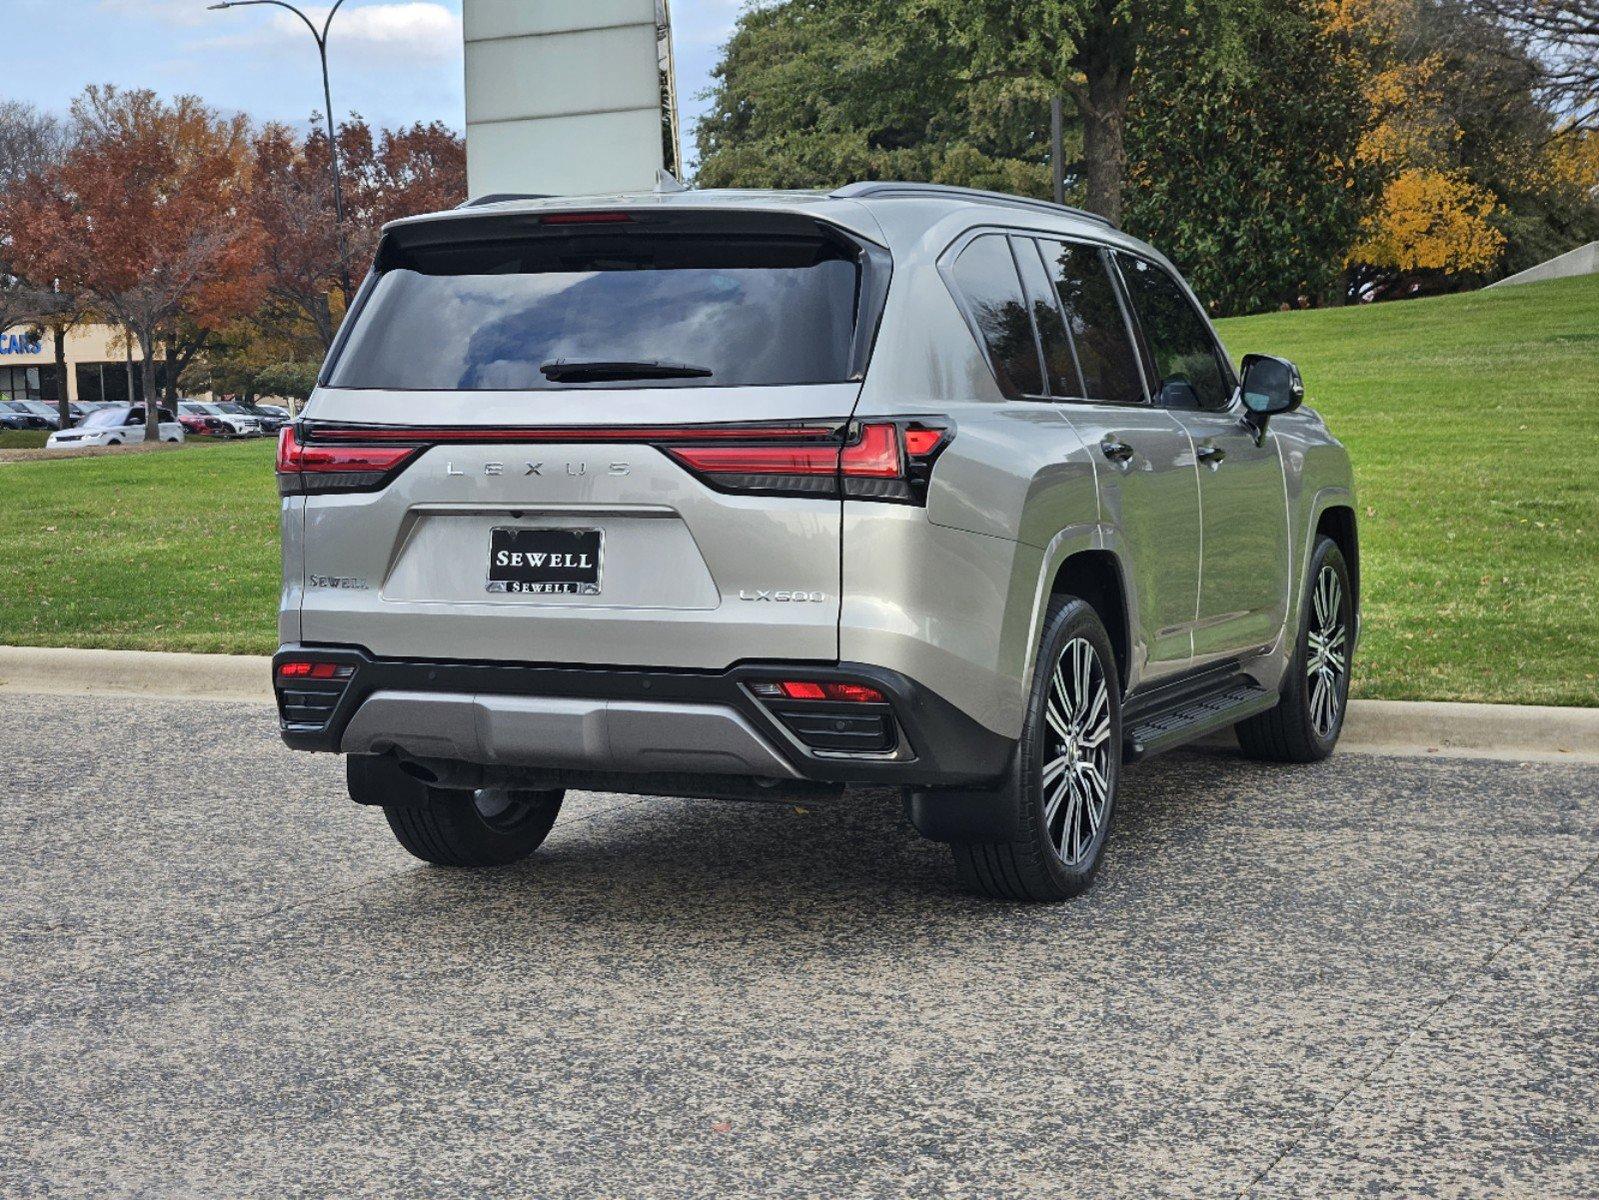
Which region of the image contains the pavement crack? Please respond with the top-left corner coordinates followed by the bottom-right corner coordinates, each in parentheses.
top-left (1235, 845), bottom-right (1599, 1197)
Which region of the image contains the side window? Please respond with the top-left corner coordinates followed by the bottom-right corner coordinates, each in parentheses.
top-left (1040, 240), bottom-right (1144, 405)
top-left (1012, 236), bottom-right (1083, 398)
top-left (1116, 253), bottom-right (1231, 412)
top-left (948, 234), bottom-right (1044, 398)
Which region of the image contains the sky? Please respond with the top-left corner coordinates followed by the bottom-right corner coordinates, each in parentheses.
top-left (3, 0), bottom-right (742, 171)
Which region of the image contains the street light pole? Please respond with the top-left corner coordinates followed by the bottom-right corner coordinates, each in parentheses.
top-left (209, 0), bottom-right (353, 297)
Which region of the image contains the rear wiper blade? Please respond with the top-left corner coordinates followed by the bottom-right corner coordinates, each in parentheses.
top-left (539, 359), bottom-right (714, 383)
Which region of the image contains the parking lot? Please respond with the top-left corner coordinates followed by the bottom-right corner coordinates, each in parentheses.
top-left (4, 688), bottom-right (1596, 1198)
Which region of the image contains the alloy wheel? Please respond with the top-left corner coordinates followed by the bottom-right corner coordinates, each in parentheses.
top-left (1042, 637), bottom-right (1113, 866)
top-left (1305, 564), bottom-right (1348, 738)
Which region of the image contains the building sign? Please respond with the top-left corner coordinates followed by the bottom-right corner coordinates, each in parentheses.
top-left (1, 332), bottom-right (43, 356)
top-left (463, 0), bottom-right (681, 197)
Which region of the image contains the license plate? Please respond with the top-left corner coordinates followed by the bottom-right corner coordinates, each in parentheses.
top-left (487, 527), bottom-right (602, 595)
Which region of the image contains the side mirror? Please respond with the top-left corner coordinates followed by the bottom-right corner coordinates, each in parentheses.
top-left (1238, 353), bottom-right (1304, 437)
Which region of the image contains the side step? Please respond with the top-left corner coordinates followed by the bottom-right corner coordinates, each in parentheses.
top-left (1123, 677), bottom-right (1277, 763)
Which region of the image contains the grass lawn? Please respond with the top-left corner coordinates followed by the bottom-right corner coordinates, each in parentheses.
top-left (0, 274), bottom-right (1595, 704)
top-left (0, 439), bottom-right (280, 655)
top-left (1217, 273), bottom-right (1598, 706)
top-left (0, 430), bottom-right (50, 450)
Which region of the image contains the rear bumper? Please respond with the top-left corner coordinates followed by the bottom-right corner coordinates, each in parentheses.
top-left (272, 645), bottom-right (1014, 787)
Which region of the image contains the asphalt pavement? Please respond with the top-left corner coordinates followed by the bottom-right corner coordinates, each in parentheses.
top-left (3, 690), bottom-right (1596, 1198)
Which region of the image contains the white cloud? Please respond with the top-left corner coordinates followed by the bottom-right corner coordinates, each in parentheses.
top-left (300, 3), bottom-right (462, 64)
top-left (113, 1), bottom-right (462, 66)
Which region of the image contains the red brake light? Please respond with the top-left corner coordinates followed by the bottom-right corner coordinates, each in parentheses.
top-left (775, 680), bottom-right (886, 703)
top-left (539, 211), bottom-right (633, 224)
top-left (779, 681), bottom-right (828, 700)
top-left (839, 423), bottom-right (902, 478)
top-left (277, 425), bottom-right (419, 495)
top-left (664, 443), bottom-right (840, 476)
top-left (277, 660), bottom-right (353, 681)
top-left (903, 427), bottom-right (943, 456)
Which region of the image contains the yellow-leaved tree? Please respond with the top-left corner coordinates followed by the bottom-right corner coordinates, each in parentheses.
top-left (1328, 0), bottom-right (1507, 298)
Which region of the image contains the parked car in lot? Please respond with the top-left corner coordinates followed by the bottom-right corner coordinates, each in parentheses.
top-left (176, 402), bottom-right (229, 437)
top-left (47, 405), bottom-right (184, 448)
top-left (177, 401), bottom-right (259, 437)
top-left (275, 183), bottom-right (1358, 900)
top-left (232, 402), bottom-right (288, 433)
top-left (1, 400), bottom-right (57, 429)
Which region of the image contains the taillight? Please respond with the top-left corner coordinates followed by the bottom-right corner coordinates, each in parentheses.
top-left (276, 660), bottom-right (354, 681)
top-left (752, 680), bottom-right (888, 703)
top-left (277, 425), bottom-right (419, 496)
top-left (664, 420), bottom-right (952, 503)
top-left (282, 418), bottom-right (953, 503)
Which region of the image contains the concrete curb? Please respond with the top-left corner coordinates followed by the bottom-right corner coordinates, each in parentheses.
top-left (2, 645), bottom-right (1595, 763)
top-left (0, 645), bottom-right (273, 703)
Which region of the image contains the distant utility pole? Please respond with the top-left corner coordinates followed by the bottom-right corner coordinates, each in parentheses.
top-left (208, 0), bottom-right (354, 298)
top-left (1051, 97), bottom-right (1065, 207)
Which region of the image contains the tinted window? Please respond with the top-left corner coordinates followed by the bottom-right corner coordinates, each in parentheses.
top-left (1013, 237), bottom-right (1082, 397)
top-left (949, 234), bottom-right (1043, 397)
top-left (1040, 241), bottom-right (1144, 404)
top-left (328, 234), bottom-right (860, 391)
top-left (1116, 253), bottom-right (1231, 411)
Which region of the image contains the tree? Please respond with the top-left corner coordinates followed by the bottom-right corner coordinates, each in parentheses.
top-left (695, 1), bottom-right (1053, 193)
top-left (0, 102), bottom-right (89, 427)
top-left (245, 116), bottom-right (465, 354)
top-left (934, 0), bottom-right (1244, 223)
top-left (5, 87), bottom-right (265, 441)
top-left (1125, 0), bottom-right (1374, 313)
top-left (1473, 0), bottom-right (1599, 130)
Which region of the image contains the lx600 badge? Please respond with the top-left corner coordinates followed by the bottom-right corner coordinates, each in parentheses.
top-left (738, 589), bottom-right (827, 603)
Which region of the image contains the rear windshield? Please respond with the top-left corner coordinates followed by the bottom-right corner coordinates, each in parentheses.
top-left (326, 232), bottom-right (863, 391)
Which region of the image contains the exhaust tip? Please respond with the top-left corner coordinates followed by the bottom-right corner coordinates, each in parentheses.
top-left (397, 759), bottom-right (441, 784)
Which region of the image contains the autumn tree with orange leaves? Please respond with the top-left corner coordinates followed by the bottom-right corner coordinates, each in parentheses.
top-left (3, 86), bottom-right (264, 441)
top-left (246, 116), bottom-right (465, 354)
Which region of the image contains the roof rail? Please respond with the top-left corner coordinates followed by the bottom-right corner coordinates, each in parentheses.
top-left (455, 193), bottom-right (553, 209)
top-left (828, 181), bottom-right (1115, 228)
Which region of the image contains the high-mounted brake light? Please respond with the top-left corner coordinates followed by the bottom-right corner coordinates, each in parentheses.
top-left (539, 211), bottom-right (633, 225)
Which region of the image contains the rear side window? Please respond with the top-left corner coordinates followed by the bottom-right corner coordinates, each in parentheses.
top-left (1039, 241), bottom-right (1144, 405)
top-left (326, 233), bottom-right (861, 391)
top-left (1013, 237), bottom-right (1081, 398)
top-left (1116, 253), bottom-right (1232, 411)
top-left (948, 234), bottom-right (1044, 397)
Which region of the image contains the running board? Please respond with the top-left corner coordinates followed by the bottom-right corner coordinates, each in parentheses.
top-left (1123, 678), bottom-right (1277, 763)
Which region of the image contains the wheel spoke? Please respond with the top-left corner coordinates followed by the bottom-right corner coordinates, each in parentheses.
top-left (1042, 753), bottom-right (1070, 788)
top-left (1046, 701), bottom-right (1072, 743)
top-left (1052, 662), bottom-right (1073, 719)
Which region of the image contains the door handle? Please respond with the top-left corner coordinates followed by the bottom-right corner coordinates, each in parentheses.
top-left (1197, 444), bottom-right (1226, 465)
top-left (1100, 438), bottom-right (1135, 463)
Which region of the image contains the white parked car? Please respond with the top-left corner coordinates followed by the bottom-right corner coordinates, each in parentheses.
top-left (46, 405), bottom-right (185, 448)
top-left (178, 400), bottom-right (261, 437)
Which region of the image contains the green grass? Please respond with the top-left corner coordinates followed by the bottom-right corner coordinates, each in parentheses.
top-left (0, 430), bottom-right (50, 449)
top-left (1217, 274), bottom-right (1599, 706)
top-left (0, 439), bottom-right (280, 654)
top-left (1, 275), bottom-right (1595, 704)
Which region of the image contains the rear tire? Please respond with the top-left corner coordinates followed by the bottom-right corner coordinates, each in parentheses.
top-left (383, 789), bottom-right (564, 867)
top-left (347, 756), bottom-right (563, 867)
top-left (950, 596), bottom-right (1122, 902)
top-left (1236, 535), bottom-right (1352, 762)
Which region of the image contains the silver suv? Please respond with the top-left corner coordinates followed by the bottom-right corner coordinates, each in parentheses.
top-left (274, 182), bottom-right (1357, 901)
